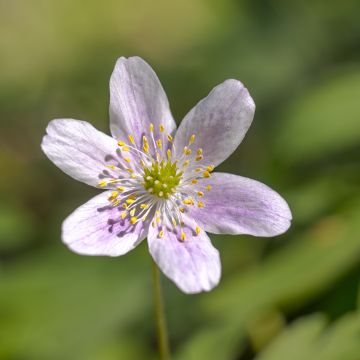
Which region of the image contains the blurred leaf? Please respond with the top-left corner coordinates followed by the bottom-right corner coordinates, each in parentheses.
top-left (0, 247), bottom-right (151, 360)
top-left (176, 204), bottom-right (360, 360)
top-left (274, 67), bottom-right (360, 163)
top-left (256, 311), bottom-right (360, 360)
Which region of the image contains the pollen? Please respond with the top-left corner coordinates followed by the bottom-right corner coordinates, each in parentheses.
top-left (189, 134), bottom-right (196, 144)
top-left (206, 185), bottom-right (212, 191)
top-left (98, 180), bottom-right (107, 187)
top-left (118, 140), bottom-right (126, 146)
top-left (181, 231), bottom-right (187, 241)
top-left (159, 124), bottom-right (165, 133)
top-left (197, 201), bottom-right (205, 208)
top-left (128, 134), bottom-right (135, 145)
top-left (195, 226), bottom-right (201, 235)
top-left (130, 216), bottom-right (138, 225)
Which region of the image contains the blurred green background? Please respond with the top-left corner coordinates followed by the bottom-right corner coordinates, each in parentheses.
top-left (1, 0), bottom-right (360, 359)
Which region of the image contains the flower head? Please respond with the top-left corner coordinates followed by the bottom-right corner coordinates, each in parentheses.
top-left (41, 57), bottom-right (292, 293)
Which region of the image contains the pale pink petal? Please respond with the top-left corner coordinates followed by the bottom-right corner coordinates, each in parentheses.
top-left (109, 56), bottom-right (176, 146)
top-left (174, 79), bottom-right (255, 167)
top-left (62, 191), bottom-right (149, 256)
top-left (41, 119), bottom-right (118, 187)
top-left (147, 216), bottom-right (221, 294)
top-left (189, 173), bottom-right (292, 237)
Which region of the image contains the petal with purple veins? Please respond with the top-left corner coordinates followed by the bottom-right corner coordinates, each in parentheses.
top-left (41, 119), bottom-right (119, 188)
top-left (62, 191), bottom-right (149, 256)
top-left (147, 216), bottom-right (221, 294)
top-left (109, 56), bottom-right (176, 147)
top-left (174, 79), bottom-right (255, 167)
top-left (189, 172), bottom-right (292, 237)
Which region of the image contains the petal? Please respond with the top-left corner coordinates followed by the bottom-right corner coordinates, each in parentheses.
top-left (189, 173), bottom-right (292, 237)
top-left (109, 56), bottom-right (176, 145)
top-left (62, 191), bottom-right (149, 256)
top-left (147, 216), bottom-right (221, 294)
top-left (174, 79), bottom-right (255, 167)
top-left (41, 119), bottom-right (118, 187)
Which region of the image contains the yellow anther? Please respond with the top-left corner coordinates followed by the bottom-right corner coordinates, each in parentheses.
top-left (128, 194), bottom-right (137, 200)
top-left (141, 214), bottom-right (148, 221)
top-left (118, 140), bottom-right (126, 146)
top-left (140, 159), bottom-right (146, 167)
top-left (121, 146), bottom-right (130, 152)
top-left (122, 203), bottom-right (128, 209)
top-left (191, 179), bottom-right (198, 185)
top-left (183, 147), bottom-right (192, 156)
top-left (179, 207), bottom-right (185, 213)
top-left (121, 211), bottom-right (127, 219)
top-left (159, 229), bottom-right (165, 238)
top-left (130, 216), bottom-right (137, 225)
top-left (167, 149), bottom-right (172, 159)
top-left (197, 201), bottom-right (205, 208)
top-left (189, 134), bottom-right (196, 144)
top-left (109, 179), bottom-right (119, 183)
top-left (140, 203), bottom-right (149, 209)
top-left (197, 191), bottom-right (204, 197)
top-left (196, 155), bottom-right (203, 161)
top-left (123, 157), bottom-right (131, 163)
top-left (98, 180), bottom-right (107, 188)
top-left (167, 134), bottom-right (173, 143)
top-left (130, 208), bottom-right (136, 217)
top-left (117, 186), bottom-right (125, 192)
top-left (183, 160), bottom-right (190, 167)
top-left (106, 165), bottom-right (116, 170)
top-left (195, 167), bottom-right (202, 172)
top-left (159, 124), bottom-right (165, 133)
top-left (197, 148), bottom-right (203, 156)
top-left (126, 168), bottom-right (134, 174)
top-left (150, 123), bottom-right (154, 133)
top-left (181, 231), bottom-right (187, 241)
top-left (195, 226), bottom-right (201, 235)
top-left (206, 165), bottom-right (215, 172)
top-left (126, 199), bottom-right (135, 205)
top-left (172, 217), bottom-right (177, 226)
top-left (142, 136), bottom-right (149, 153)
top-left (183, 198), bottom-right (194, 205)
top-left (128, 134), bottom-right (135, 145)
top-left (112, 199), bottom-right (120, 206)
top-left (156, 216), bottom-right (161, 223)
top-left (111, 191), bottom-right (119, 198)
top-left (156, 139), bottom-right (162, 149)
top-left (206, 185), bottom-right (212, 191)
top-left (203, 170), bottom-right (210, 178)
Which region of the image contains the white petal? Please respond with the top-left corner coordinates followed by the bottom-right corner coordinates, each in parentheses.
top-left (109, 56), bottom-right (176, 145)
top-left (147, 216), bottom-right (221, 294)
top-left (41, 119), bottom-right (118, 187)
top-left (189, 173), bottom-right (292, 237)
top-left (174, 79), bottom-right (255, 167)
top-left (62, 191), bottom-right (148, 256)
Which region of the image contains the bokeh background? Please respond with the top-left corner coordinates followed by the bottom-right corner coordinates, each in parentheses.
top-left (1, 0), bottom-right (360, 359)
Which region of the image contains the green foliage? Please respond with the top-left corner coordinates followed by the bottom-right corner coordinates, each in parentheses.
top-left (0, 0), bottom-right (359, 359)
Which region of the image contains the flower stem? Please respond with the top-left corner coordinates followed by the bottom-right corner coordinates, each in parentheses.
top-left (151, 259), bottom-right (171, 360)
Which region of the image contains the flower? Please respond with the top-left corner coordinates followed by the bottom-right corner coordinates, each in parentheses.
top-left (41, 56), bottom-right (292, 294)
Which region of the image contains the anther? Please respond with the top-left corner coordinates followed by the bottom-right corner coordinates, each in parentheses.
top-left (167, 149), bottom-right (172, 159)
top-left (206, 185), bottom-right (212, 191)
top-left (130, 208), bottom-right (136, 217)
top-left (149, 123), bottom-right (154, 133)
top-left (183, 198), bottom-right (194, 205)
top-left (189, 134), bottom-right (196, 144)
top-left (197, 201), bottom-right (205, 208)
top-left (197, 191), bottom-right (204, 197)
top-left (167, 134), bottom-right (173, 143)
top-left (156, 139), bottom-right (162, 149)
top-left (121, 211), bottom-right (127, 220)
top-left (159, 229), bottom-right (165, 238)
top-left (202, 170), bottom-right (210, 178)
top-left (159, 124), bottom-right (165, 133)
top-left (118, 141), bottom-right (126, 146)
top-left (191, 179), bottom-right (198, 185)
top-left (98, 180), bottom-right (107, 187)
top-left (181, 231), bottom-right (187, 241)
top-left (130, 216), bottom-right (137, 225)
top-left (128, 134), bottom-right (135, 145)
top-left (195, 226), bottom-right (201, 235)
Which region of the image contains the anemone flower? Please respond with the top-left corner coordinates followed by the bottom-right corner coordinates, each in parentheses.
top-left (41, 56), bottom-right (291, 294)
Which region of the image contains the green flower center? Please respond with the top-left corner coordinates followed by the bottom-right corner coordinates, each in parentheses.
top-left (143, 160), bottom-right (183, 198)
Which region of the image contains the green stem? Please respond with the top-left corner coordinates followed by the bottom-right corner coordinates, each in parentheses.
top-left (151, 259), bottom-right (171, 360)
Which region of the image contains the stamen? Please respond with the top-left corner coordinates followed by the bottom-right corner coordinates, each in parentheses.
top-left (181, 231), bottom-right (187, 241)
top-left (98, 180), bottom-right (107, 187)
top-left (183, 198), bottom-right (194, 205)
top-left (149, 123), bottom-right (154, 133)
top-left (191, 179), bottom-right (198, 184)
top-left (195, 226), bottom-right (201, 235)
top-left (128, 135), bottom-right (135, 145)
top-left (206, 185), bottom-right (212, 191)
top-left (167, 134), bottom-right (173, 143)
top-left (159, 229), bottom-right (165, 238)
top-left (197, 191), bottom-right (204, 197)
top-left (189, 134), bottom-right (196, 144)
top-left (121, 211), bottom-right (127, 219)
top-left (156, 139), bottom-right (162, 149)
top-left (118, 141), bottom-right (126, 146)
top-left (130, 216), bottom-right (137, 225)
top-left (197, 201), bottom-right (205, 208)
top-left (159, 124), bottom-right (165, 133)
top-left (202, 170), bottom-right (210, 178)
